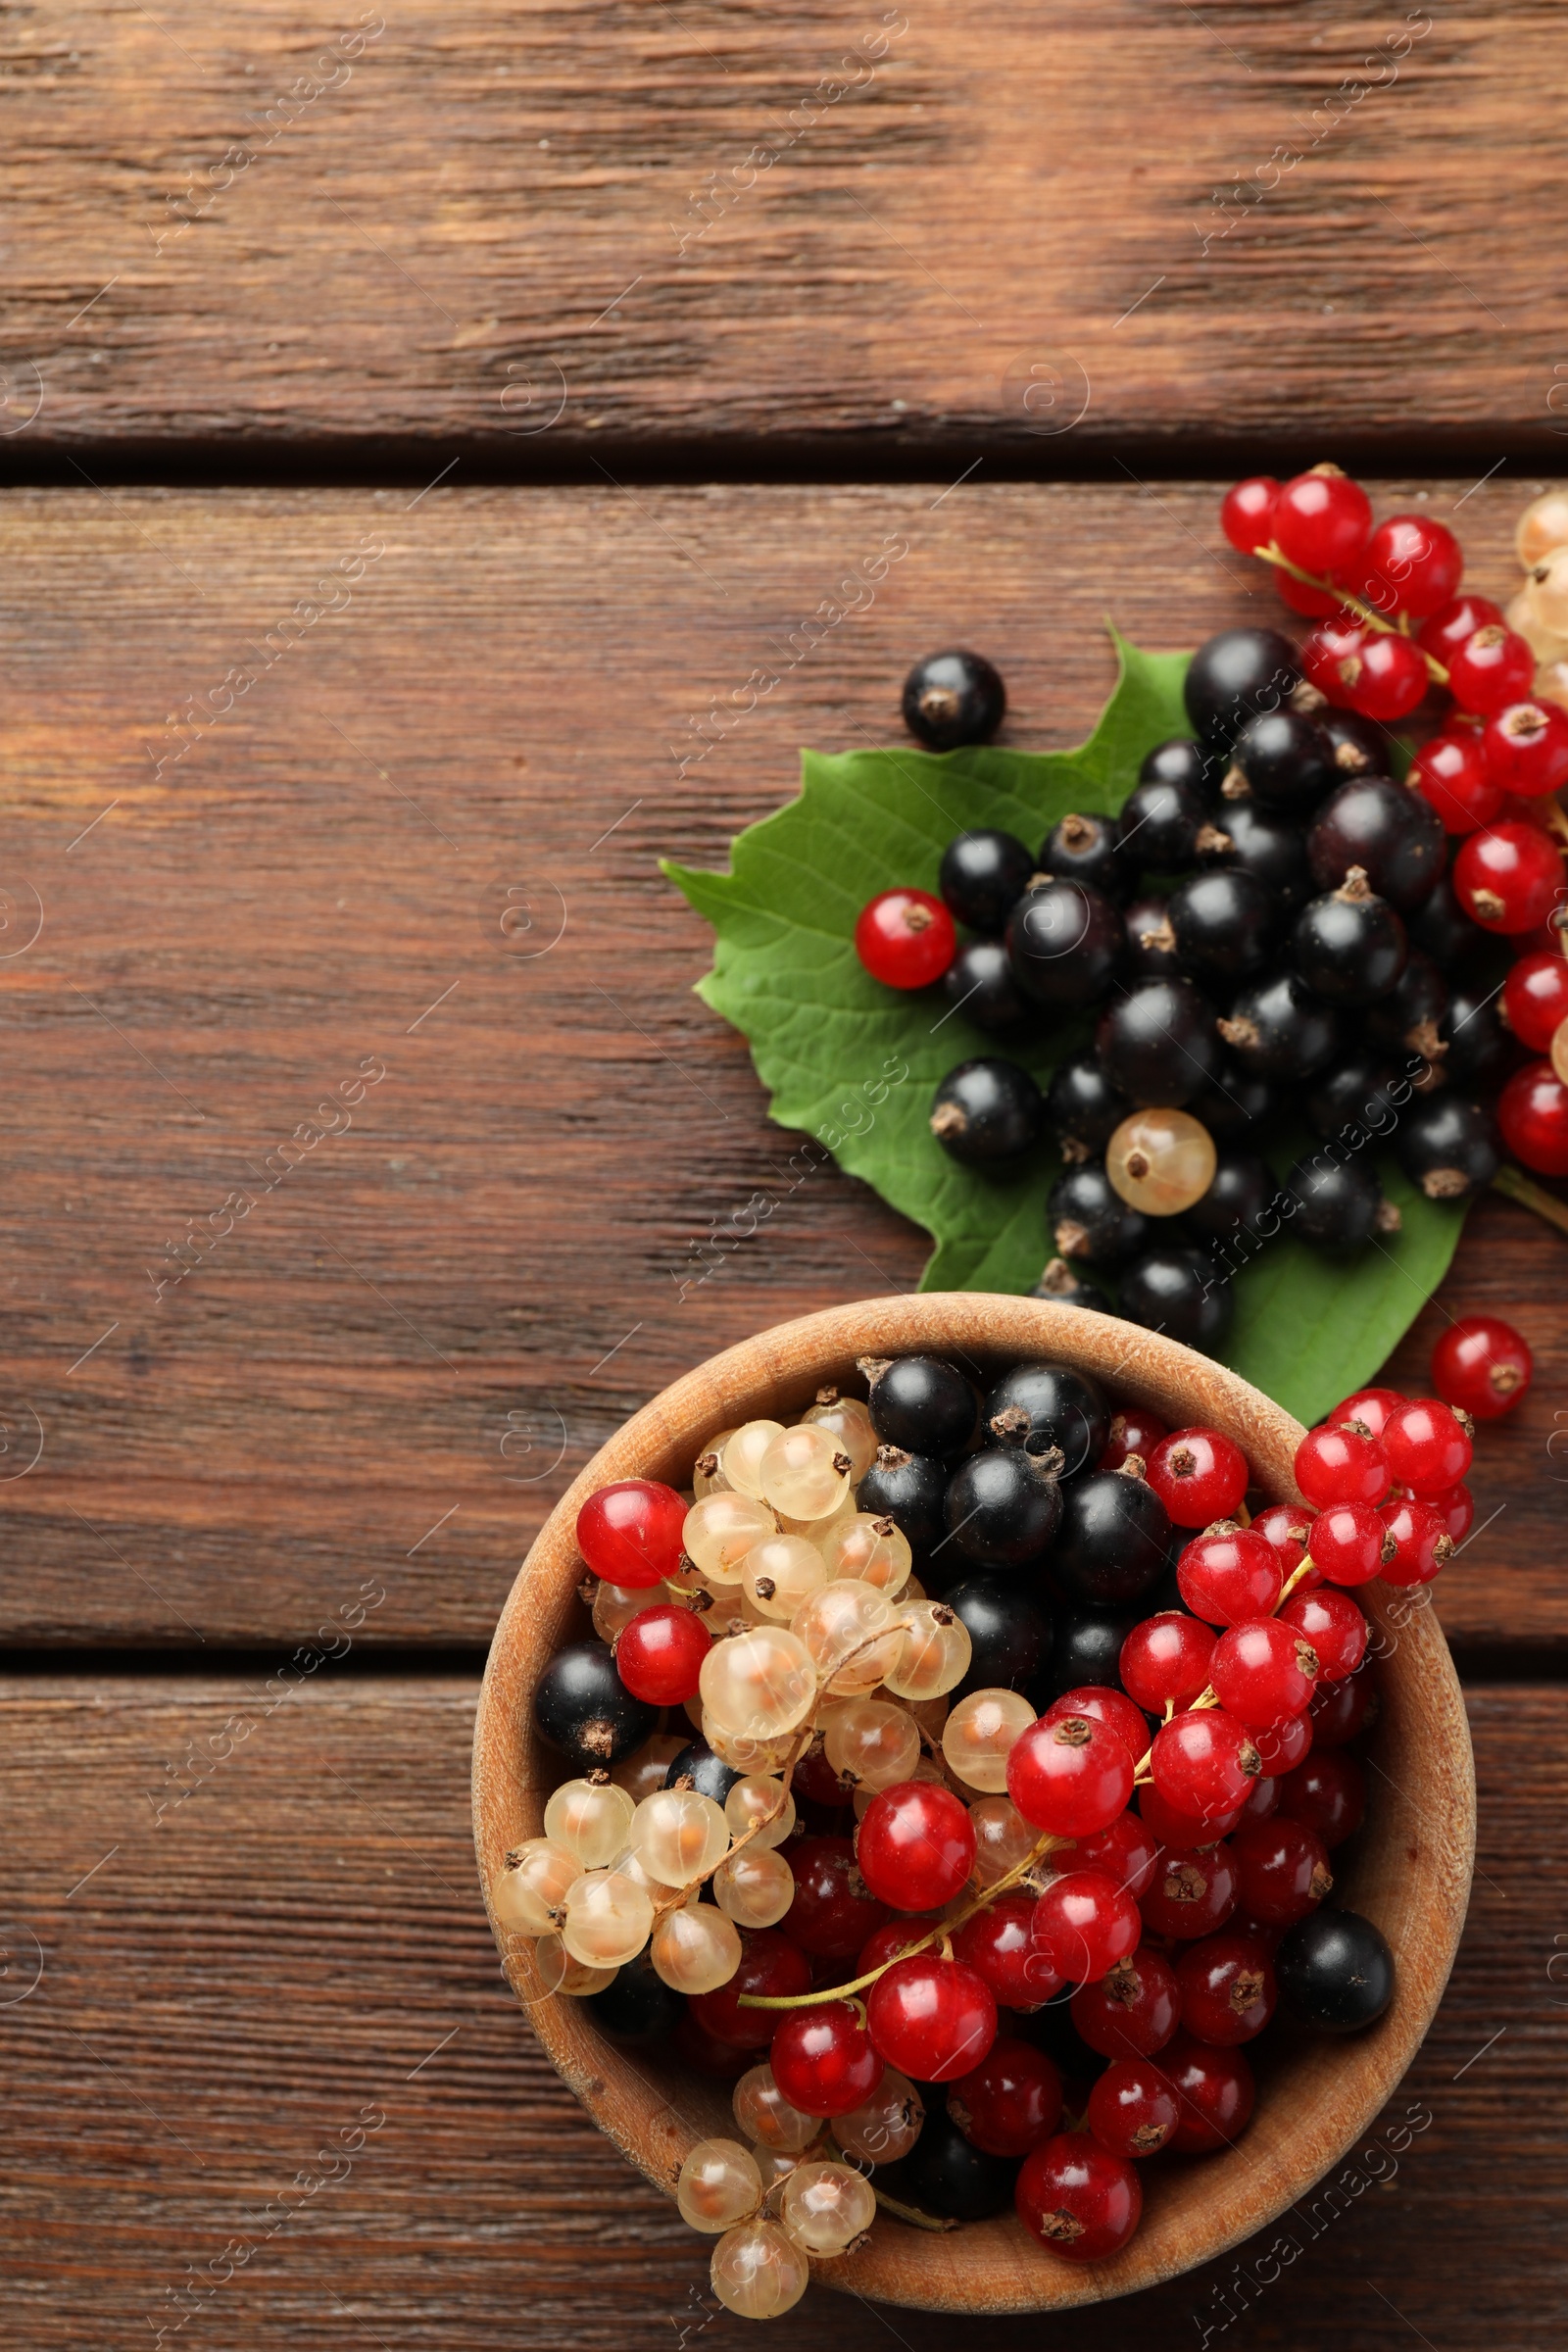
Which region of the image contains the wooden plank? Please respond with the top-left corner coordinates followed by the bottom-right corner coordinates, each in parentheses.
top-left (0, 1675), bottom-right (1560, 2348)
top-left (1, 4), bottom-right (1565, 450)
top-left (0, 478), bottom-right (1564, 1648)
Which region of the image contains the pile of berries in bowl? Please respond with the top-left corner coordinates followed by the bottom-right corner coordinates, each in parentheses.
top-left (474, 1302), bottom-right (1475, 2319)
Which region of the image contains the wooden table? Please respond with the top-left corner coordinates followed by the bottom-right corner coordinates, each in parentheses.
top-left (3, 10), bottom-right (1565, 2347)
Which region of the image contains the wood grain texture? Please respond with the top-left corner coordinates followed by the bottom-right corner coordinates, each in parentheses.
top-left (0, 477), bottom-right (1564, 1647)
top-left (3, 2), bottom-right (1568, 449)
top-left (0, 1674), bottom-right (1557, 2349)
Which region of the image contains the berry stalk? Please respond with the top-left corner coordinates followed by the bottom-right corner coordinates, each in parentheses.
top-left (1492, 1161), bottom-right (1568, 1239)
top-left (1250, 542), bottom-right (1451, 685)
top-left (1129, 1552), bottom-right (1317, 1786)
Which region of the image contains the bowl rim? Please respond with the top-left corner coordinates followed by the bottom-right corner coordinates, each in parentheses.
top-left (471, 1293), bottom-right (1476, 2316)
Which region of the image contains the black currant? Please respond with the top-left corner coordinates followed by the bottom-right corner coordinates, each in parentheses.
top-left (1033, 1607), bottom-right (1138, 1702)
top-left (1443, 983), bottom-right (1515, 1088)
top-left (1187, 1057), bottom-right (1275, 1139)
top-left (1167, 867), bottom-right (1275, 981)
top-left (1305, 1054), bottom-right (1403, 1142)
top-left (1183, 1149), bottom-right (1276, 1243)
top-left (1227, 708), bottom-right (1337, 810)
top-left (939, 828), bottom-right (1036, 933)
top-left (1044, 1052), bottom-right (1131, 1153)
top-left (982, 1359), bottom-right (1111, 1475)
top-left (1117, 1246), bottom-right (1236, 1351)
top-left (930, 1057), bottom-right (1045, 1166)
top-left (1366, 949), bottom-right (1448, 1063)
top-left (943, 939), bottom-right (1030, 1035)
top-left (1006, 878), bottom-right (1124, 1008)
top-left (1218, 969), bottom-right (1340, 1081)
top-left (533, 1641), bottom-right (657, 1769)
top-left (1287, 1152), bottom-right (1397, 1250)
top-left (1318, 706), bottom-right (1391, 779)
top-left (1292, 869), bottom-right (1408, 1004)
top-left (1184, 626), bottom-right (1301, 752)
top-left (1308, 776), bottom-right (1446, 910)
top-left (1095, 977), bottom-right (1221, 1106)
top-left (1049, 1160), bottom-right (1152, 1266)
top-left (1040, 810), bottom-right (1129, 901)
top-left (1118, 766), bottom-right (1209, 873)
top-left (1407, 871), bottom-right (1479, 970)
top-left (1051, 1469), bottom-right (1172, 1608)
top-left (1136, 735), bottom-right (1215, 797)
top-left (862, 1355), bottom-right (979, 1456)
top-left (940, 1446), bottom-right (1063, 1570)
top-left (857, 1446), bottom-right (951, 1562)
top-left (1394, 1093), bottom-right (1501, 1201)
top-left (943, 1574), bottom-right (1053, 1700)
top-left (585, 1948), bottom-right (686, 2044)
top-left (1199, 799), bottom-right (1315, 913)
top-left (903, 649), bottom-right (1005, 751)
top-left (1123, 892), bottom-right (1184, 978)
top-left (1276, 1908), bottom-right (1395, 2033)
top-left (1030, 1257), bottom-right (1114, 1312)
top-left (899, 2112), bottom-right (1017, 2219)
top-left (663, 1740), bottom-right (743, 1805)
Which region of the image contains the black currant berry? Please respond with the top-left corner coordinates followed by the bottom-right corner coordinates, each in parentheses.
top-left (943, 1574), bottom-right (1053, 1700)
top-left (899, 2112), bottom-right (1017, 2220)
top-left (1227, 708), bottom-right (1337, 810)
top-left (1117, 765), bottom-right (1209, 873)
top-left (1123, 893), bottom-right (1184, 978)
top-left (1167, 867), bottom-right (1275, 981)
top-left (1030, 1258), bottom-right (1114, 1312)
top-left (1049, 1161), bottom-right (1152, 1266)
top-left (663, 1740), bottom-right (743, 1805)
top-left (857, 1446), bottom-right (951, 1562)
top-left (1408, 871), bottom-right (1479, 969)
top-left (940, 1446), bottom-right (1063, 1571)
top-left (1051, 1469), bottom-right (1172, 1608)
top-left (939, 828), bottom-right (1036, 933)
top-left (1365, 949), bottom-right (1447, 1062)
top-left (1308, 776), bottom-right (1446, 910)
top-left (1218, 969), bottom-right (1339, 1081)
top-left (1184, 626), bottom-right (1301, 752)
top-left (1292, 869), bottom-right (1408, 1004)
top-left (586, 1949), bottom-right (686, 2044)
top-left (1276, 1908), bottom-right (1395, 2033)
top-left (983, 1359), bottom-right (1111, 1475)
top-left (943, 939), bottom-right (1029, 1034)
top-left (1136, 735), bottom-right (1215, 797)
top-left (930, 1057), bottom-right (1045, 1166)
top-left (1007, 879), bottom-right (1124, 1008)
top-left (1305, 1054), bottom-right (1402, 1142)
top-left (903, 649), bottom-right (1005, 751)
top-left (1318, 706), bottom-right (1391, 778)
top-left (862, 1355), bottom-right (979, 1456)
top-left (533, 1641), bottom-right (657, 1769)
top-left (1044, 1052), bottom-right (1131, 1153)
top-left (1200, 800), bottom-right (1315, 912)
top-left (1040, 810), bottom-right (1129, 901)
top-left (1117, 1246), bottom-right (1236, 1351)
top-left (1183, 1149), bottom-right (1275, 1243)
top-left (1034, 1608), bottom-right (1138, 1702)
top-left (1287, 1152), bottom-right (1397, 1250)
top-left (1095, 977), bottom-right (1221, 1106)
top-left (1188, 1057), bottom-right (1275, 1139)
top-left (1443, 984), bottom-right (1515, 1087)
top-left (1394, 1094), bottom-right (1501, 1201)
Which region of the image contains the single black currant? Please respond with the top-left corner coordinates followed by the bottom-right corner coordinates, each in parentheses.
top-left (1276, 1907), bottom-right (1395, 2033)
top-left (939, 828), bottom-right (1036, 933)
top-left (1095, 976), bottom-right (1221, 1106)
top-left (1183, 1149), bottom-right (1276, 1242)
top-left (663, 1740), bottom-right (744, 1805)
top-left (1033, 1607), bottom-right (1139, 1702)
top-left (1394, 1093), bottom-right (1502, 1201)
top-left (532, 1641), bottom-right (658, 1769)
top-left (1051, 1468), bottom-right (1172, 1608)
top-left (1287, 1152), bottom-right (1397, 1250)
top-left (1117, 1245), bottom-right (1236, 1351)
top-left (1319, 706), bottom-right (1392, 778)
top-left (1117, 766), bottom-right (1209, 873)
top-left (1166, 866), bottom-right (1275, 980)
top-left (982, 1359), bottom-right (1111, 1475)
top-left (1183, 626), bottom-right (1301, 751)
top-left (1305, 1054), bottom-right (1403, 1142)
top-left (1123, 892), bottom-right (1184, 978)
top-left (585, 1948), bottom-right (686, 2044)
top-left (942, 1574), bottom-right (1053, 1700)
top-left (857, 1445), bottom-right (952, 1562)
top-left (1366, 949), bottom-right (1448, 1062)
top-left (1443, 983), bottom-right (1515, 1087)
top-left (1187, 1057), bottom-right (1275, 1139)
top-left (861, 1355), bottom-right (979, 1456)
top-left (1307, 776), bottom-right (1446, 910)
top-left (1408, 871), bottom-right (1480, 969)
top-left (1227, 708), bottom-right (1338, 810)
top-left (1030, 1257), bottom-right (1114, 1312)
top-left (899, 2111), bottom-right (1018, 2219)
top-left (903, 649), bottom-right (1005, 751)
top-left (1006, 878), bottom-right (1125, 1008)
top-left (1218, 969), bottom-right (1340, 1081)
top-left (1291, 869), bottom-right (1408, 1004)
top-left (1044, 1052), bottom-right (1131, 1153)
top-left (930, 1057), bottom-right (1045, 1166)
top-left (1040, 810), bottom-right (1129, 901)
top-left (1048, 1160), bottom-right (1152, 1266)
top-left (1199, 799), bottom-right (1316, 912)
top-left (940, 1446), bottom-right (1063, 1570)
top-left (943, 938), bottom-right (1030, 1034)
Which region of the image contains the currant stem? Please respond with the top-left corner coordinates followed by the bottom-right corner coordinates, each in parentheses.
top-left (1129, 1551), bottom-right (1318, 1785)
top-left (873, 2187), bottom-right (959, 2232)
top-left (1249, 542), bottom-right (1451, 686)
top-left (1493, 1162), bottom-right (1568, 1239)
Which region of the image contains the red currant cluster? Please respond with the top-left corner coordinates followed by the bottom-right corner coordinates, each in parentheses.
top-left (502, 1351), bottom-right (1425, 2307)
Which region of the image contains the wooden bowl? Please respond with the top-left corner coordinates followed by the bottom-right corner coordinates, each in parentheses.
top-left (471, 1295), bottom-right (1475, 2314)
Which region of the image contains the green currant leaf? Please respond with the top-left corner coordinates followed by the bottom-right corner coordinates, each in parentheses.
top-left (663, 629), bottom-right (1467, 1426)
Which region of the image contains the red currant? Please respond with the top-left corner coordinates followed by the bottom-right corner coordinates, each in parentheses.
top-left (1100, 1406), bottom-right (1168, 1471)
top-left (576, 1478), bottom-right (687, 1588)
top-left (690, 1929), bottom-right (812, 2047)
top-left (1250, 1502), bottom-right (1312, 1578)
top-left (1146, 1427), bottom-right (1249, 1527)
top-left (783, 1838), bottom-right (889, 1959)
top-left (858, 1914), bottom-right (942, 1977)
top-left (948, 2036), bottom-right (1062, 2156)
top-left (1341, 629), bottom-right (1430, 723)
top-left (1499, 1059), bottom-right (1568, 1172)
top-left (1309, 1664), bottom-right (1377, 1747)
top-left (1295, 1421), bottom-right (1391, 1508)
top-left (1358, 514), bottom-right (1463, 618)
top-left (1383, 1396), bottom-right (1473, 1496)
top-left (1278, 1750), bottom-right (1366, 1847)
top-left (855, 887), bottom-right (956, 989)
top-left (674, 2011), bottom-right (755, 2079)
top-left (1160, 2033), bottom-right (1255, 2152)
top-left (1307, 1501), bottom-right (1389, 1589)
top-left (1230, 1816), bottom-right (1334, 1925)
top-left (1279, 1587), bottom-right (1367, 1681)
top-left (1175, 1931), bottom-right (1277, 2045)
top-left (1272, 466), bottom-right (1372, 576)
top-left (1221, 475), bottom-right (1281, 555)
top-left (770, 1998), bottom-right (885, 2118)
top-left (1432, 1314), bottom-right (1533, 1420)
top-left (1031, 1869), bottom-right (1141, 1985)
top-left (1006, 1711), bottom-right (1135, 1836)
top-left (1177, 1526), bottom-right (1282, 1626)
top-left (1446, 624), bottom-right (1537, 716)
top-left (1419, 593), bottom-right (1504, 662)
top-left (791, 1740), bottom-right (852, 1808)
top-left (1209, 1618), bottom-right (1318, 1726)
top-left (1410, 730), bottom-right (1504, 834)
top-left (953, 1895), bottom-right (1060, 2010)
top-left (1236, 1773), bottom-right (1281, 1825)
top-left (1044, 1686), bottom-right (1150, 1767)
top-left (1063, 1810), bottom-right (1161, 1901)
top-left (1302, 610), bottom-right (1368, 703)
top-left (1250, 1710), bottom-right (1311, 1776)
top-left (1071, 1947), bottom-right (1180, 2059)
top-left (1120, 1612), bottom-right (1216, 1714)
top-left (1454, 822), bottom-right (1566, 933)
top-left (1427, 1481), bottom-right (1474, 1543)
top-left (866, 1954), bottom-right (997, 2082)
top-left (1151, 1709), bottom-right (1261, 1819)
top-left (613, 1603), bottom-right (711, 1704)
top-left (1087, 2056), bottom-right (1180, 2158)
top-left (1327, 1386), bottom-right (1406, 1440)
top-left (1484, 700), bottom-right (1568, 798)
top-left (1504, 952), bottom-right (1568, 1051)
top-left (1139, 1781), bottom-right (1244, 1847)
top-left (856, 1780), bottom-right (976, 1912)
top-left (1379, 1497), bottom-right (1453, 1587)
top-left (1140, 1840), bottom-right (1239, 1940)
top-left (1275, 563), bottom-right (1348, 618)
top-left (1015, 2132), bottom-right (1142, 2260)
